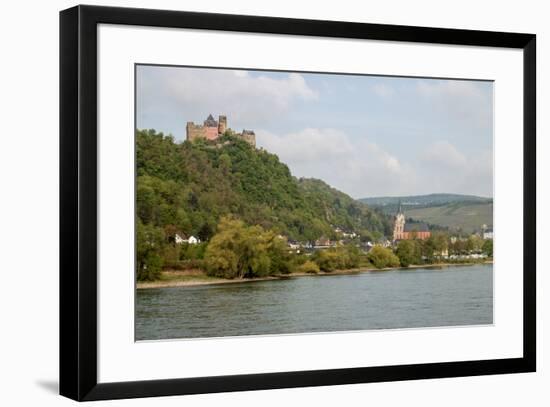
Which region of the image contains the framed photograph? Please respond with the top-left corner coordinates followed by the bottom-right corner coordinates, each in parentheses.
top-left (60, 5), bottom-right (536, 401)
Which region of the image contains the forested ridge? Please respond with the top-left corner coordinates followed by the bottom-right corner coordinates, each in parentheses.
top-left (136, 129), bottom-right (391, 280)
top-left (137, 129), bottom-right (390, 242)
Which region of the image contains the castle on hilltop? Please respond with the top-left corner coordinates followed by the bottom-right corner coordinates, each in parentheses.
top-left (186, 114), bottom-right (256, 147)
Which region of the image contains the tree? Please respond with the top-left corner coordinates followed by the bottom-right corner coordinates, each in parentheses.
top-left (136, 221), bottom-right (165, 281)
top-left (311, 244), bottom-right (362, 272)
top-left (467, 235), bottom-right (484, 252)
top-left (218, 153), bottom-right (232, 176)
top-left (197, 222), bottom-right (214, 242)
top-left (482, 239), bottom-right (493, 257)
top-left (449, 238), bottom-right (467, 255)
top-left (421, 237), bottom-right (435, 261)
top-left (431, 231), bottom-right (449, 254)
top-left (367, 246), bottom-right (400, 269)
top-left (204, 217), bottom-right (288, 278)
top-left (396, 240), bottom-right (420, 267)
top-left (297, 260), bottom-right (320, 274)
top-left (313, 249), bottom-right (342, 272)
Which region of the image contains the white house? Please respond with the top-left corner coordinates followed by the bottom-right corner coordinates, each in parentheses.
top-left (174, 233), bottom-right (201, 245)
top-left (483, 228), bottom-right (493, 240)
top-left (174, 233), bottom-right (187, 245)
top-left (187, 235), bottom-right (200, 245)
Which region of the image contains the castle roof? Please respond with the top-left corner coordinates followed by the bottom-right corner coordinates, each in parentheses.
top-left (204, 114), bottom-right (217, 127)
top-left (404, 223), bottom-right (430, 232)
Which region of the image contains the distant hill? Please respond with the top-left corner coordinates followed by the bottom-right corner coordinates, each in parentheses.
top-left (404, 201), bottom-right (493, 234)
top-left (360, 194), bottom-right (493, 234)
top-left (360, 193), bottom-right (491, 207)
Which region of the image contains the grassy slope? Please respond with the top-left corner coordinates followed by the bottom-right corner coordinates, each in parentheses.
top-left (360, 193), bottom-right (490, 206)
top-left (404, 201), bottom-right (493, 233)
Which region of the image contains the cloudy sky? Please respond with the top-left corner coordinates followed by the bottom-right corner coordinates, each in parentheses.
top-left (136, 65), bottom-right (493, 199)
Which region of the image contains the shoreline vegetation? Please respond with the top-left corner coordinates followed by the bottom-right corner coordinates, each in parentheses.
top-left (137, 260), bottom-right (493, 290)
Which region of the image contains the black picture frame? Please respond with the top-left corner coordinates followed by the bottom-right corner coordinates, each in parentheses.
top-left (59, 4), bottom-right (536, 401)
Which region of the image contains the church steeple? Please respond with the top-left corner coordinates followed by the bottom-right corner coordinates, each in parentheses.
top-left (393, 200), bottom-right (405, 241)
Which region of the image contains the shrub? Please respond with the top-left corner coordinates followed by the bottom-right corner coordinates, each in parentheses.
top-left (482, 239), bottom-right (493, 257)
top-left (312, 244), bottom-right (362, 272)
top-left (204, 217), bottom-right (289, 278)
top-left (312, 249), bottom-right (342, 272)
top-left (395, 240), bottom-right (421, 267)
top-left (175, 259), bottom-right (206, 270)
top-left (136, 221), bottom-right (165, 281)
top-left (367, 246), bottom-right (400, 269)
top-left (297, 260), bottom-right (320, 274)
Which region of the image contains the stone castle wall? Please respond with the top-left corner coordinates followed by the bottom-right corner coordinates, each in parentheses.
top-left (218, 115), bottom-right (227, 134)
top-left (186, 122), bottom-right (207, 142)
top-left (204, 126), bottom-right (218, 140)
top-left (186, 115), bottom-right (255, 147)
top-left (239, 130), bottom-right (256, 147)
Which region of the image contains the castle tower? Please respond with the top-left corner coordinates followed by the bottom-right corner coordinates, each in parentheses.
top-left (203, 114), bottom-right (219, 140)
top-left (218, 115), bottom-right (227, 135)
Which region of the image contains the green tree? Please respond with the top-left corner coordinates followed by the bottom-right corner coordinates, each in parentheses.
top-left (421, 237), bottom-right (435, 261)
top-left (449, 238), bottom-right (467, 255)
top-left (367, 246), bottom-right (400, 269)
top-left (431, 231), bottom-right (449, 253)
top-left (482, 239), bottom-right (493, 257)
top-left (297, 260), bottom-right (320, 274)
top-left (136, 221), bottom-right (165, 281)
top-left (311, 244), bottom-right (362, 272)
top-left (313, 249), bottom-right (342, 272)
top-left (396, 240), bottom-right (420, 267)
top-left (204, 217), bottom-right (288, 278)
top-left (218, 153), bottom-right (232, 176)
top-left (467, 235), bottom-right (484, 252)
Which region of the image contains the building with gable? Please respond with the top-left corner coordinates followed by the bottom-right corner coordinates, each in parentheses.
top-left (186, 114), bottom-right (256, 146)
top-left (392, 202), bottom-right (431, 241)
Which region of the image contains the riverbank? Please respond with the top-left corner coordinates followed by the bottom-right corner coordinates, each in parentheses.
top-left (136, 261), bottom-right (493, 289)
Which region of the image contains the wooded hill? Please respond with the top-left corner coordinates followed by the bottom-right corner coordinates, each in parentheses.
top-left (136, 129), bottom-right (391, 244)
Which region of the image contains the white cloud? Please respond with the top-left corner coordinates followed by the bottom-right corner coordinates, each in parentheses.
top-left (417, 140), bottom-right (493, 197)
top-left (137, 67), bottom-right (318, 132)
top-left (257, 128), bottom-right (414, 198)
top-left (415, 80), bottom-right (493, 128)
top-left (136, 66), bottom-right (493, 198)
top-left (257, 129), bottom-right (492, 198)
top-left (372, 83), bottom-right (394, 99)
top-left (422, 140), bottom-right (468, 169)
top-left (259, 128), bottom-right (353, 162)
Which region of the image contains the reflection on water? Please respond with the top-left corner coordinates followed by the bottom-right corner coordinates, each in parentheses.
top-left (135, 264), bottom-right (493, 340)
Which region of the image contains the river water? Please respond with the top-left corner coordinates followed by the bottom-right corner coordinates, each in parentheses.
top-left (135, 264), bottom-right (493, 340)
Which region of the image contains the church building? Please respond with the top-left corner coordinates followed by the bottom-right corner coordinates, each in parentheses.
top-left (392, 202), bottom-right (431, 241)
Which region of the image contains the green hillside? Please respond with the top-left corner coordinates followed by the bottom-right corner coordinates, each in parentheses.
top-left (360, 193), bottom-right (491, 209)
top-left (360, 193), bottom-right (493, 234)
top-left (404, 201), bottom-right (493, 234)
top-left (136, 129), bottom-right (390, 243)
